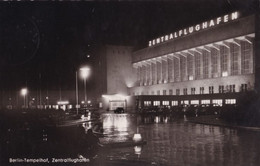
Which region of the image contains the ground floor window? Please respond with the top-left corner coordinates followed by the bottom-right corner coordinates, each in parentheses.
top-left (181, 100), bottom-right (189, 105)
top-left (109, 100), bottom-right (126, 110)
top-left (190, 100), bottom-right (199, 105)
top-left (153, 101), bottom-right (160, 106)
top-left (212, 99), bottom-right (223, 106)
top-left (144, 101), bottom-right (152, 106)
top-left (172, 101), bottom-right (178, 106)
top-left (162, 101), bottom-right (169, 106)
top-left (225, 99), bottom-right (236, 104)
top-left (201, 99), bottom-right (210, 104)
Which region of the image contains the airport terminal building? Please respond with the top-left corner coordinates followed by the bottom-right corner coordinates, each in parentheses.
top-left (126, 11), bottom-right (260, 109)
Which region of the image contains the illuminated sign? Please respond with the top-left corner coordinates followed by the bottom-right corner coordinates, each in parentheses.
top-left (57, 101), bottom-right (69, 105)
top-left (148, 11), bottom-right (239, 47)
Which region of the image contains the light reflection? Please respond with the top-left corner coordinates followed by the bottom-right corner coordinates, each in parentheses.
top-left (155, 116), bottom-right (159, 123)
top-left (103, 114), bottom-right (129, 129)
top-left (101, 114), bottom-right (134, 143)
top-left (134, 146), bottom-right (142, 155)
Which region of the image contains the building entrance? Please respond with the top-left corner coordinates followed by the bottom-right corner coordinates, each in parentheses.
top-left (109, 100), bottom-right (126, 110)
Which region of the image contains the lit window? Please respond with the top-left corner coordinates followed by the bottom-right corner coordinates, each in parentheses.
top-left (144, 101), bottom-right (152, 106)
top-left (201, 100), bottom-right (210, 104)
top-left (172, 101), bottom-right (178, 106)
top-left (222, 71), bottom-right (228, 77)
top-left (225, 99), bottom-right (236, 104)
top-left (153, 101), bottom-right (160, 106)
top-left (187, 55), bottom-right (194, 79)
top-left (202, 50), bottom-right (209, 79)
top-left (241, 41), bottom-right (252, 74)
top-left (174, 58), bottom-right (180, 82)
top-left (162, 101), bottom-right (169, 106)
top-left (220, 46), bottom-right (228, 75)
top-left (181, 56), bottom-right (187, 81)
top-left (230, 43), bottom-right (239, 75)
top-left (181, 100), bottom-right (189, 105)
top-left (195, 53), bottom-right (201, 79)
top-left (212, 99), bottom-right (223, 106)
top-left (191, 100), bottom-right (199, 105)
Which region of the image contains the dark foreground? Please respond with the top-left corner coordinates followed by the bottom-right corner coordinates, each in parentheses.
top-left (1, 109), bottom-right (260, 166)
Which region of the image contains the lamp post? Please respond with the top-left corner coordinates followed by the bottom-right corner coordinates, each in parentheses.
top-left (21, 88), bottom-right (28, 109)
top-left (80, 67), bottom-right (90, 108)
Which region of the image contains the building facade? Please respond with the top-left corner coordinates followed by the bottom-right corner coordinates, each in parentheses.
top-left (97, 45), bottom-right (136, 111)
top-left (129, 11), bottom-right (259, 108)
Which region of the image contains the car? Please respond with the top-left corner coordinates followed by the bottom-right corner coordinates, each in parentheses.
top-left (114, 107), bottom-right (125, 113)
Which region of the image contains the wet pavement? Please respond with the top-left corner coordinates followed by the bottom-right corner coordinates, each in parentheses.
top-left (1, 112), bottom-right (260, 166)
top-left (91, 114), bottom-right (260, 166)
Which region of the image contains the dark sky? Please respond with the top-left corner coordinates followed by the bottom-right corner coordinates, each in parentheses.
top-left (0, 0), bottom-right (259, 91)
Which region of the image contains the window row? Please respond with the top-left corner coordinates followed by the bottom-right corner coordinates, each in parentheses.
top-left (134, 83), bottom-right (250, 96)
top-left (143, 99), bottom-right (236, 107)
top-left (137, 41), bottom-right (253, 86)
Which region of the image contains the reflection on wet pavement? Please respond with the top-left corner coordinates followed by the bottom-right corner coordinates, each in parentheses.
top-left (96, 114), bottom-right (260, 166)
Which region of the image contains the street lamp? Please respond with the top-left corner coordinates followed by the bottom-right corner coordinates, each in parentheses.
top-left (21, 88), bottom-right (28, 108)
top-left (80, 67), bottom-right (90, 107)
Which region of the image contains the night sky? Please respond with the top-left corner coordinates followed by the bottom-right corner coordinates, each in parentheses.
top-left (0, 0), bottom-right (258, 91)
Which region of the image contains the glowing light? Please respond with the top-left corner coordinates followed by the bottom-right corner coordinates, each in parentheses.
top-left (134, 146), bottom-right (142, 155)
top-left (80, 67), bottom-right (90, 79)
top-left (222, 71), bottom-right (228, 77)
top-left (133, 133), bottom-right (142, 142)
top-left (57, 101), bottom-right (69, 105)
top-left (102, 114), bottom-right (129, 132)
top-left (21, 88), bottom-right (28, 96)
top-left (155, 116), bottom-right (160, 123)
top-left (189, 75), bottom-right (194, 80)
top-left (102, 94), bottom-right (128, 100)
